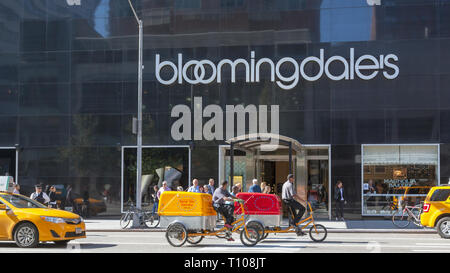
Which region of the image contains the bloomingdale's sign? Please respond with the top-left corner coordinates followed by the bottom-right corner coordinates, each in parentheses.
top-left (155, 48), bottom-right (399, 90)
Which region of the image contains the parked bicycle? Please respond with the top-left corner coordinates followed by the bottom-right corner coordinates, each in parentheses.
top-left (120, 202), bottom-right (160, 229)
top-left (391, 201), bottom-right (423, 228)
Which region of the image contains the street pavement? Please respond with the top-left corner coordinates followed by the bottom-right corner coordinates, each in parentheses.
top-left (0, 231), bottom-right (447, 253)
top-left (84, 218), bottom-right (434, 233)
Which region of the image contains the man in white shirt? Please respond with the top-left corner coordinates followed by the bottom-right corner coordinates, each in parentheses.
top-left (30, 184), bottom-right (50, 205)
top-left (187, 179), bottom-right (201, 193)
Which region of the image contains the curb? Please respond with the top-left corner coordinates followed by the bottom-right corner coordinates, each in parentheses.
top-left (86, 228), bottom-right (436, 234)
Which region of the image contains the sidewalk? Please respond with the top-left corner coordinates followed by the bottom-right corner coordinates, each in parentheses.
top-left (84, 218), bottom-right (436, 233)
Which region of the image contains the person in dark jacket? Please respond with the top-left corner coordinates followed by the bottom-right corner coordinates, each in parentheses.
top-left (334, 180), bottom-right (347, 221)
top-left (48, 185), bottom-right (58, 209)
top-left (65, 185), bottom-right (74, 212)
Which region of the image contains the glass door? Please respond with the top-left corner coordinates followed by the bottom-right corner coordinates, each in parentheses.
top-left (307, 160), bottom-right (329, 219)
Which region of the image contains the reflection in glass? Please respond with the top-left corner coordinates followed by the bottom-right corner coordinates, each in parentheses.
top-left (123, 147), bottom-right (189, 211)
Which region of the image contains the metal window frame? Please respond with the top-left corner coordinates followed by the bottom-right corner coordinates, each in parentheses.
top-left (120, 145), bottom-right (191, 213)
top-left (361, 143), bottom-right (440, 217)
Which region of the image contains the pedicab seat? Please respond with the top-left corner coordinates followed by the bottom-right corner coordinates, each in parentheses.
top-left (234, 192), bottom-right (282, 228)
top-left (158, 191), bottom-right (217, 230)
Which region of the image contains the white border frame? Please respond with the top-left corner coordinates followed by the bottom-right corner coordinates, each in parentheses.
top-left (0, 147), bottom-right (18, 184)
top-left (361, 143), bottom-right (440, 217)
top-left (120, 145), bottom-right (191, 213)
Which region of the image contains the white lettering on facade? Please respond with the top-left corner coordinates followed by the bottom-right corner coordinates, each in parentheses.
top-left (156, 48), bottom-right (399, 90)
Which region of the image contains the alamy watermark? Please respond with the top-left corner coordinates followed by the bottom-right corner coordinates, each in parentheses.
top-left (171, 97), bottom-right (280, 148)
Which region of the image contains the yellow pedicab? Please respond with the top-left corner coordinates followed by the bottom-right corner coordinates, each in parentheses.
top-left (158, 191), bottom-right (262, 247)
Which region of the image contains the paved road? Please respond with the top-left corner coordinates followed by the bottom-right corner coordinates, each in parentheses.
top-left (0, 232), bottom-right (448, 253)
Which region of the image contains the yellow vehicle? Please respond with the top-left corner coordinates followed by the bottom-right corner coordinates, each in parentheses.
top-left (0, 192), bottom-right (86, 247)
top-left (159, 191), bottom-right (261, 247)
top-left (421, 185), bottom-right (450, 238)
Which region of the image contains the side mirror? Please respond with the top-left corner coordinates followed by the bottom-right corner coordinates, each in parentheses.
top-left (0, 204), bottom-right (8, 210)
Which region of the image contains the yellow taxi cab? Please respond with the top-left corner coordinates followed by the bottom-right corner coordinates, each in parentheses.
top-left (421, 185), bottom-right (450, 239)
top-left (0, 192), bottom-right (86, 247)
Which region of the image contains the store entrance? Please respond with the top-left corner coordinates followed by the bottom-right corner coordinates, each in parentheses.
top-left (260, 160), bottom-right (290, 198)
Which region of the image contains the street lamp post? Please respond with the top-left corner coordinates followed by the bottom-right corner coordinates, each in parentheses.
top-left (128, 0), bottom-right (144, 228)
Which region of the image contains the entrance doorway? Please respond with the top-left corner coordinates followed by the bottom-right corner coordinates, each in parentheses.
top-left (219, 140), bottom-right (331, 219)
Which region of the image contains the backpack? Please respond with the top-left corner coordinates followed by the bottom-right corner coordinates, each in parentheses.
top-left (35, 192), bottom-right (45, 204)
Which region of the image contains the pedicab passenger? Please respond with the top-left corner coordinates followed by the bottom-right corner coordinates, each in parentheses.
top-left (212, 180), bottom-right (240, 240)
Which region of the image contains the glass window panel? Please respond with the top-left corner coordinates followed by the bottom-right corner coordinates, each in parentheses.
top-left (362, 144), bottom-right (439, 216)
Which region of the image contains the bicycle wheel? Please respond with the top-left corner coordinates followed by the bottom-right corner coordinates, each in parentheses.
top-left (309, 224), bottom-right (327, 242)
top-left (120, 212), bottom-right (132, 229)
top-left (240, 226), bottom-right (260, 247)
top-left (144, 213), bottom-right (160, 228)
top-left (392, 210), bottom-right (411, 228)
top-left (187, 235), bottom-right (204, 245)
top-left (166, 223), bottom-right (188, 247)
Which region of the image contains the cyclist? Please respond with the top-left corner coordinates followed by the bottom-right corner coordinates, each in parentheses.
top-left (282, 174), bottom-right (306, 236)
top-left (212, 180), bottom-right (239, 241)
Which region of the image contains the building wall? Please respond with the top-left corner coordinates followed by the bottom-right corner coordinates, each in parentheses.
top-left (0, 0), bottom-right (449, 216)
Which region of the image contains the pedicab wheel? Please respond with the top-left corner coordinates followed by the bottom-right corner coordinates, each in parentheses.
top-left (309, 224), bottom-right (327, 242)
top-left (246, 221), bottom-right (265, 242)
top-left (240, 226), bottom-right (260, 247)
top-left (166, 223), bottom-right (188, 247)
top-left (187, 235), bottom-right (204, 245)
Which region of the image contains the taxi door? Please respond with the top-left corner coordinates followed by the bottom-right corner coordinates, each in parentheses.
top-left (0, 201), bottom-right (18, 239)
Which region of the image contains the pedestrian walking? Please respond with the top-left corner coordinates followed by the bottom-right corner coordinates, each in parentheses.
top-left (30, 184), bottom-right (50, 205)
top-left (248, 179), bottom-right (262, 193)
top-left (151, 185), bottom-right (159, 213)
top-left (65, 185), bottom-right (74, 212)
top-left (48, 185), bottom-right (58, 209)
top-left (334, 180), bottom-right (346, 221)
top-left (282, 174), bottom-right (306, 235)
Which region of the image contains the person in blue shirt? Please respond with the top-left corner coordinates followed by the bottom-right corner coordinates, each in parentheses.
top-left (187, 179), bottom-right (201, 193)
top-left (248, 179), bottom-right (262, 193)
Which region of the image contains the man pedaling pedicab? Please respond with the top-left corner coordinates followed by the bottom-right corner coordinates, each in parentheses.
top-left (282, 174), bottom-right (307, 236)
top-left (212, 180), bottom-right (240, 241)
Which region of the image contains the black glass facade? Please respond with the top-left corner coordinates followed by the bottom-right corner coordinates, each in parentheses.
top-left (1, 0), bottom-right (450, 217)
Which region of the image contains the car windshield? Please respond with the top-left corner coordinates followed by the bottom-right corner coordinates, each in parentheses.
top-left (0, 194), bottom-right (47, 209)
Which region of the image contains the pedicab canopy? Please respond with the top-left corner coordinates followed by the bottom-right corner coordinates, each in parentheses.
top-left (158, 191), bottom-right (217, 217)
top-left (234, 192), bottom-right (282, 215)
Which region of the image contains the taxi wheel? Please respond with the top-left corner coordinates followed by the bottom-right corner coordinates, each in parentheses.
top-left (14, 223), bottom-right (39, 248)
top-left (437, 217), bottom-right (450, 239)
